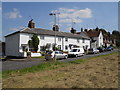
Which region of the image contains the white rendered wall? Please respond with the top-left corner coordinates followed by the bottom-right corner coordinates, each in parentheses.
top-left (98, 31), bottom-right (103, 47)
top-left (20, 33), bottom-right (91, 52)
top-left (19, 33), bottom-right (31, 52)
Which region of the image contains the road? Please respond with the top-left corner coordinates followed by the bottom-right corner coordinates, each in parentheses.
top-left (2, 49), bottom-right (119, 71)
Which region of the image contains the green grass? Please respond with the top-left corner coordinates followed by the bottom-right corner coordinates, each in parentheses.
top-left (2, 51), bottom-right (119, 78)
top-left (2, 61), bottom-right (70, 78)
top-left (32, 56), bottom-right (44, 58)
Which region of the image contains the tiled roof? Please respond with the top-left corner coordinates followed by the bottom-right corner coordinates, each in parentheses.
top-left (77, 30), bottom-right (100, 37)
top-left (85, 30), bottom-right (100, 37)
top-left (5, 28), bottom-right (90, 39)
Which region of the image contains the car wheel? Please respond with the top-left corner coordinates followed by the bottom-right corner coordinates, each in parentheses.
top-left (75, 54), bottom-right (78, 57)
top-left (64, 55), bottom-right (68, 59)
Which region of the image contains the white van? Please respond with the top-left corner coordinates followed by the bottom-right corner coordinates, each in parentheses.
top-left (68, 48), bottom-right (85, 57)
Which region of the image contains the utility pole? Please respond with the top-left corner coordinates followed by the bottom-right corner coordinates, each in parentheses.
top-left (49, 13), bottom-right (57, 61)
top-left (71, 19), bottom-right (76, 29)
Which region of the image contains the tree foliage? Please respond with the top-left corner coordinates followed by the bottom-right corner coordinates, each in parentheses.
top-left (28, 34), bottom-right (39, 52)
top-left (112, 30), bottom-right (120, 47)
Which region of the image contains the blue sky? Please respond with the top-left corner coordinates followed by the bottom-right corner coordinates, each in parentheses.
top-left (2, 2), bottom-right (118, 41)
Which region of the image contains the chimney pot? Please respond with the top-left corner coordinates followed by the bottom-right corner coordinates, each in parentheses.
top-left (28, 19), bottom-right (35, 28)
top-left (71, 28), bottom-right (76, 34)
top-left (53, 25), bottom-right (59, 31)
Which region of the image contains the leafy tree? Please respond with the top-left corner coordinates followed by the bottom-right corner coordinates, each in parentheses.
top-left (32, 34), bottom-right (39, 52)
top-left (28, 34), bottom-right (39, 52)
top-left (28, 40), bottom-right (33, 48)
top-left (112, 30), bottom-right (120, 47)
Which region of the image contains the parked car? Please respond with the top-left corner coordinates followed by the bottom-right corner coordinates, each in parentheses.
top-left (88, 48), bottom-right (99, 54)
top-left (45, 51), bottom-right (68, 60)
top-left (68, 48), bottom-right (85, 57)
top-left (105, 46), bottom-right (113, 51)
top-left (97, 47), bottom-right (105, 52)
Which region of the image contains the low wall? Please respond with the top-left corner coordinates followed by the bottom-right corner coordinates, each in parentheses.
top-left (31, 52), bottom-right (41, 57)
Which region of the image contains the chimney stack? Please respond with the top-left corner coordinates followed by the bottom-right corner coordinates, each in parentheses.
top-left (28, 19), bottom-right (35, 28)
top-left (71, 28), bottom-right (76, 34)
top-left (53, 25), bottom-right (59, 31)
top-left (84, 29), bottom-right (88, 32)
top-left (95, 27), bottom-right (99, 31)
top-left (81, 28), bottom-right (83, 32)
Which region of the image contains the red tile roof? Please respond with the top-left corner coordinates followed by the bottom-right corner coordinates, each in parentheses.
top-left (85, 30), bottom-right (100, 37)
top-left (77, 30), bottom-right (100, 37)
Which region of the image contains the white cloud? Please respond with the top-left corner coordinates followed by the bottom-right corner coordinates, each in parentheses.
top-left (9, 26), bottom-right (24, 31)
top-left (0, 8), bottom-right (1, 10)
top-left (51, 7), bottom-right (92, 24)
top-left (59, 18), bottom-right (82, 23)
top-left (58, 8), bottom-right (92, 19)
top-left (5, 8), bottom-right (22, 19)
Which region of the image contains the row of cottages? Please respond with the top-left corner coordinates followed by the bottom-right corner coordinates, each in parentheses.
top-left (5, 20), bottom-right (91, 57)
top-left (77, 28), bottom-right (104, 49)
top-left (103, 34), bottom-right (116, 47)
top-left (77, 28), bottom-right (116, 48)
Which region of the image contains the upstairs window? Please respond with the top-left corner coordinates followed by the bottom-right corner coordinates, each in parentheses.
top-left (40, 35), bottom-right (44, 40)
top-left (58, 37), bottom-right (61, 41)
top-left (82, 38), bottom-right (85, 43)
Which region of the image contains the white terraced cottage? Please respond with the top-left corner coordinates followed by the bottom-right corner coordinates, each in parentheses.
top-left (5, 20), bottom-right (90, 57)
top-left (77, 28), bottom-right (104, 49)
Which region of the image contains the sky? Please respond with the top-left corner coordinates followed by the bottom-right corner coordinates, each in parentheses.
top-left (1, 2), bottom-right (119, 41)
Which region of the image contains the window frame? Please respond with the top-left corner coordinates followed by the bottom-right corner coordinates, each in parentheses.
top-left (40, 35), bottom-right (45, 40)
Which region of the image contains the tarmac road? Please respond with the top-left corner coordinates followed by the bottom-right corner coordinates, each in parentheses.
top-left (2, 49), bottom-right (119, 71)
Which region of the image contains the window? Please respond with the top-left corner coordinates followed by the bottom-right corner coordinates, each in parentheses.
top-left (65, 38), bottom-right (68, 42)
top-left (55, 52), bottom-right (59, 54)
top-left (58, 37), bottom-right (61, 41)
top-left (65, 45), bottom-right (68, 50)
top-left (22, 46), bottom-right (26, 51)
top-left (82, 38), bottom-right (85, 43)
top-left (40, 35), bottom-right (44, 40)
top-left (71, 49), bottom-right (77, 52)
top-left (77, 39), bottom-right (79, 43)
top-left (58, 45), bottom-right (61, 50)
top-left (40, 46), bottom-right (45, 51)
top-left (78, 49), bottom-right (80, 52)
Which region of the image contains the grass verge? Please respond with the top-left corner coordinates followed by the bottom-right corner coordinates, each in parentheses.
top-left (2, 51), bottom-right (119, 78)
top-left (32, 56), bottom-right (44, 58)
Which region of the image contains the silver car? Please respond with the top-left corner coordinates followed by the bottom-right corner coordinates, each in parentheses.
top-left (45, 51), bottom-right (68, 60)
top-left (88, 48), bottom-right (99, 54)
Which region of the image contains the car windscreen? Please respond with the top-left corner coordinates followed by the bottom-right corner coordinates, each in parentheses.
top-left (88, 49), bottom-right (93, 51)
top-left (55, 52), bottom-right (59, 54)
top-left (47, 52), bottom-right (52, 54)
top-left (71, 49), bottom-right (77, 52)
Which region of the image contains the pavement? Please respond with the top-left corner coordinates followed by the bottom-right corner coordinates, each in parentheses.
top-left (2, 49), bottom-right (119, 71)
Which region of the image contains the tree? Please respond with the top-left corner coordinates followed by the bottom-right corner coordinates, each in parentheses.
top-left (112, 30), bottom-right (120, 47)
top-left (28, 40), bottom-right (33, 48)
top-left (28, 34), bottom-right (39, 52)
